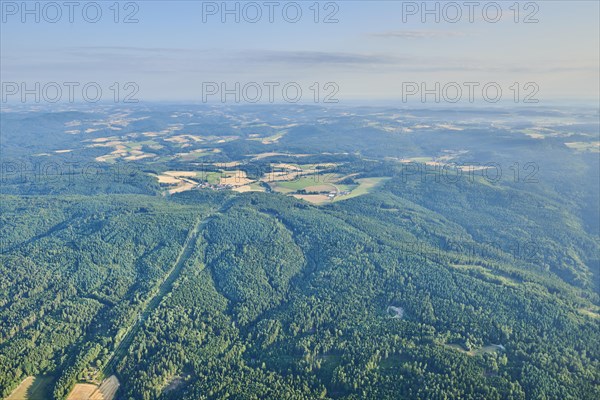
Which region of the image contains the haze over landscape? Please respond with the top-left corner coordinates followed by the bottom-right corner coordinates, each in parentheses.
top-left (0, 1), bottom-right (599, 400)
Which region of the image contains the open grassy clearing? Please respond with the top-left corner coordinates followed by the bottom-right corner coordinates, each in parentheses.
top-left (202, 171), bottom-right (224, 185)
top-left (304, 184), bottom-right (338, 192)
top-left (399, 156), bottom-right (433, 163)
top-left (175, 149), bottom-right (213, 160)
top-left (443, 343), bottom-right (505, 357)
top-left (449, 264), bottom-right (520, 288)
top-left (167, 181), bottom-right (197, 194)
top-left (578, 307), bottom-right (600, 319)
top-left (271, 163), bottom-right (303, 171)
top-left (232, 185), bottom-right (254, 193)
top-left (164, 171), bottom-right (198, 178)
top-left (5, 376), bottom-right (53, 400)
top-left (155, 169), bottom-right (256, 194)
top-left (264, 174), bottom-right (390, 204)
top-left (155, 171), bottom-right (201, 194)
top-left (90, 376), bottom-right (119, 400)
top-left (156, 175), bottom-right (181, 184)
top-left (232, 182), bottom-right (266, 193)
top-left (262, 164), bottom-right (337, 183)
top-left (292, 194), bottom-right (332, 204)
top-left (250, 152), bottom-right (311, 160)
top-left (333, 177), bottom-right (390, 201)
top-left (65, 376), bottom-right (119, 400)
top-left (247, 131), bottom-right (287, 144)
top-left (219, 170), bottom-right (254, 186)
top-left (163, 134), bottom-right (204, 144)
top-left (273, 176), bottom-right (329, 191)
top-left (91, 139), bottom-right (159, 163)
top-left (66, 384), bottom-right (97, 400)
top-left (161, 374), bottom-right (189, 395)
top-left (263, 170), bottom-right (306, 182)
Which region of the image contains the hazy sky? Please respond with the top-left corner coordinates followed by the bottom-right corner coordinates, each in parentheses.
top-left (1, 0), bottom-right (599, 104)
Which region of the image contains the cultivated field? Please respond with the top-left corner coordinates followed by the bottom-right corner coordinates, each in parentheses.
top-left (66, 376), bottom-right (120, 400)
top-left (220, 170), bottom-right (254, 186)
top-left (152, 163), bottom-right (387, 202)
top-left (251, 152), bottom-right (311, 159)
top-left (292, 194), bottom-right (332, 204)
top-left (156, 171), bottom-right (201, 194)
top-left (232, 183), bottom-right (266, 193)
top-left (66, 383), bottom-right (97, 400)
top-left (5, 376), bottom-right (53, 400)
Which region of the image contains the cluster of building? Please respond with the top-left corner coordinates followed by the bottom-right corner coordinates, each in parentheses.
top-left (196, 181), bottom-right (233, 191)
top-left (328, 190), bottom-right (351, 199)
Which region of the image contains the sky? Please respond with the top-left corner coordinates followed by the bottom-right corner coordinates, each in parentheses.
top-left (1, 0), bottom-right (599, 104)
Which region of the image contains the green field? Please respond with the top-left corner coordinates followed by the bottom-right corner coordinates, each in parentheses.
top-left (273, 176), bottom-right (330, 191)
top-left (198, 171), bottom-right (224, 184)
top-left (334, 177), bottom-right (390, 201)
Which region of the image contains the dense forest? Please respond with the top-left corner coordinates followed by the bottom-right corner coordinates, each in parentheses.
top-left (1, 105), bottom-right (599, 399)
top-left (1, 173), bottom-right (599, 399)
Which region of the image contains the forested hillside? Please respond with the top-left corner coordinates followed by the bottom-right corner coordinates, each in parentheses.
top-left (1, 105), bottom-right (598, 399)
top-left (1, 173), bottom-right (598, 399)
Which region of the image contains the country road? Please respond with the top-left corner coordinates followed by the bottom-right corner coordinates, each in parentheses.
top-left (102, 217), bottom-right (203, 376)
